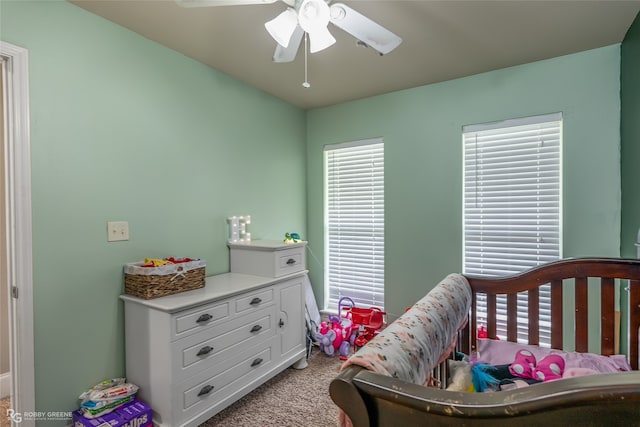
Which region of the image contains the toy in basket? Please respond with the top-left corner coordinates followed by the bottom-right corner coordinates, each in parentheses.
top-left (124, 258), bottom-right (206, 299)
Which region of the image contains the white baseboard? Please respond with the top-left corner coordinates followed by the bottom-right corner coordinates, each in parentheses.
top-left (0, 372), bottom-right (10, 399)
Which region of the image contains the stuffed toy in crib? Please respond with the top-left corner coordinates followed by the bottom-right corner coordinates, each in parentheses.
top-left (446, 350), bottom-right (566, 392)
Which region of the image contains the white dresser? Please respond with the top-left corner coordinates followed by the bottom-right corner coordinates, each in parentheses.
top-left (121, 241), bottom-right (307, 426)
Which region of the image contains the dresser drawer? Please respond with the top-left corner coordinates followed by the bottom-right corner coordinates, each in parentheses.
top-left (275, 246), bottom-right (305, 276)
top-left (172, 306), bottom-right (276, 381)
top-left (174, 343), bottom-right (274, 424)
top-left (235, 287), bottom-right (274, 314)
top-left (172, 300), bottom-right (230, 340)
top-left (229, 240), bottom-right (306, 277)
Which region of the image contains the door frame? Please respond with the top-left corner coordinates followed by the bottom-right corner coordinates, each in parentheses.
top-left (1, 40), bottom-right (35, 424)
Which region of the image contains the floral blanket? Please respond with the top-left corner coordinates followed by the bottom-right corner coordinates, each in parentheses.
top-left (341, 273), bottom-right (472, 385)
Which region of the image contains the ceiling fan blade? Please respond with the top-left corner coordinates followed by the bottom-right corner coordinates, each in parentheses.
top-left (273, 26), bottom-right (304, 63)
top-left (329, 2), bottom-right (402, 55)
top-left (176, 0), bottom-right (278, 7)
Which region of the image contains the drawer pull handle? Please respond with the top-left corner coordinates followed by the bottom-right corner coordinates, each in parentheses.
top-left (251, 358), bottom-right (263, 367)
top-left (286, 258), bottom-right (296, 265)
top-left (250, 297), bottom-right (262, 305)
top-left (196, 313), bottom-right (213, 323)
top-left (197, 346), bottom-right (214, 356)
top-left (197, 385), bottom-right (214, 397)
top-left (278, 319), bottom-right (285, 328)
top-left (250, 324), bottom-right (262, 333)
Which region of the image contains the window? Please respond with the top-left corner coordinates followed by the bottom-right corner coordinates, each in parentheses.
top-left (324, 139), bottom-right (384, 312)
top-left (463, 113), bottom-right (562, 345)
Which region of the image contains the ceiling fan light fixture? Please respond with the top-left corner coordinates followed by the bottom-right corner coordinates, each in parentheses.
top-left (298, 0), bottom-right (335, 53)
top-left (265, 8), bottom-right (298, 48)
top-left (307, 26), bottom-right (336, 53)
top-left (298, 0), bottom-right (329, 32)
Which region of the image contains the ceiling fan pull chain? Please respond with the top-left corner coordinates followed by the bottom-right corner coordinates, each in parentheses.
top-left (302, 32), bottom-right (311, 88)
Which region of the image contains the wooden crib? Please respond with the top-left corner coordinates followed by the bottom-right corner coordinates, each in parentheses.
top-left (330, 258), bottom-right (640, 426)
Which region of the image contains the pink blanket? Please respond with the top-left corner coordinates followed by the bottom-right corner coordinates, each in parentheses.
top-left (338, 273), bottom-right (472, 427)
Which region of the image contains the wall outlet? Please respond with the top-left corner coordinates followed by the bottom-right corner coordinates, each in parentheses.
top-left (107, 221), bottom-right (129, 242)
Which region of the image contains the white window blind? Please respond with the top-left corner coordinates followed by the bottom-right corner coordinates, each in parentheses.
top-left (463, 113), bottom-right (562, 345)
top-left (324, 139), bottom-right (384, 312)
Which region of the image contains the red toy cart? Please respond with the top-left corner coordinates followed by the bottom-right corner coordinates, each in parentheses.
top-left (340, 300), bottom-right (386, 349)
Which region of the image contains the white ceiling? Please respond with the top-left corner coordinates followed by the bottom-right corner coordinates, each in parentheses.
top-left (69, 0), bottom-right (640, 109)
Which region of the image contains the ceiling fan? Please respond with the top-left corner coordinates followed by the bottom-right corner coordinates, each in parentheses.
top-left (176, 0), bottom-right (402, 63)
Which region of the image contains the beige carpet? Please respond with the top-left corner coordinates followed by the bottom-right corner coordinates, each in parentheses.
top-left (0, 397), bottom-right (11, 427)
top-left (0, 350), bottom-right (343, 427)
top-left (200, 349), bottom-right (343, 427)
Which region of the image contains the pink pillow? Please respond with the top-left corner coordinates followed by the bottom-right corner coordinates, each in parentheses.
top-left (472, 339), bottom-right (631, 373)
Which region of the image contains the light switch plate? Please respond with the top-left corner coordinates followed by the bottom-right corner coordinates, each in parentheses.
top-left (107, 221), bottom-right (129, 242)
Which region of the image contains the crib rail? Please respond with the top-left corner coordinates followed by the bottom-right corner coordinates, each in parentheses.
top-left (340, 368), bottom-right (640, 426)
top-left (462, 257), bottom-right (640, 370)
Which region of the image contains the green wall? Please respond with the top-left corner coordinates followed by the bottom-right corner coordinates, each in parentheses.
top-left (306, 46), bottom-right (622, 322)
top-left (1, 0), bottom-right (306, 420)
top-left (1, 0), bottom-right (632, 418)
top-left (621, 13), bottom-right (640, 258)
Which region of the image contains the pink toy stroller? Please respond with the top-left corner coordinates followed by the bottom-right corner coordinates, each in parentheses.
top-left (315, 297), bottom-right (357, 358)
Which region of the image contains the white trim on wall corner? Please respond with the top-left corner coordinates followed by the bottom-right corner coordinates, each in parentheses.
top-left (1, 40), bottom-right (36, 424)
top-left (0, 372), bottom-right (10, 399)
